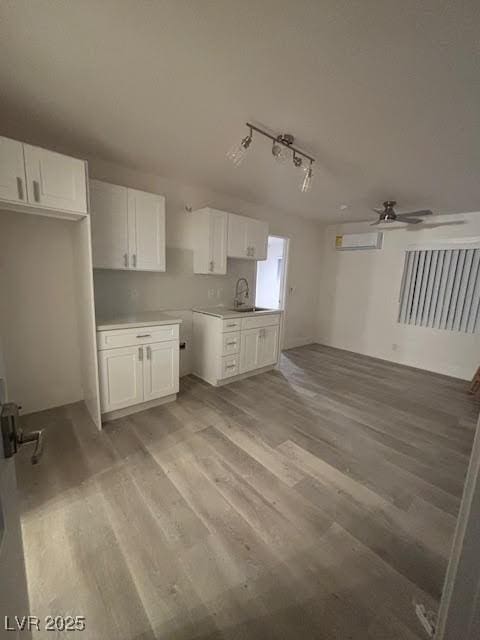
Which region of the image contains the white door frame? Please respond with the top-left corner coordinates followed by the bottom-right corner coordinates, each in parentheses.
top-left (436, 409), bottom-right (480, 639)
top-left (255, 235), bottom-right (290, 350)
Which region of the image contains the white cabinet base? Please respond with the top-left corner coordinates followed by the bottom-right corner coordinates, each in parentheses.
top-left (101, 393), bottom-right (177, 422)
top-left (192, 364), bottom-right (277, 388)
top-left (192, 311), bottom-right (281, 387)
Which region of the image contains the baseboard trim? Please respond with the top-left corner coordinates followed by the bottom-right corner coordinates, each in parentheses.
top-left (101, 393), bottom-right (177, 423)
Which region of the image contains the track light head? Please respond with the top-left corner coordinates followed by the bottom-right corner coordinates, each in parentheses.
top-left (227, 128), bottom-right (253, 166)
top-left (300, 162), bottom-right (313, 193)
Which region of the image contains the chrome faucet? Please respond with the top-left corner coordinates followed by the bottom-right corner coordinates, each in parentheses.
top-left (234, 278), bottom-right (250, 308)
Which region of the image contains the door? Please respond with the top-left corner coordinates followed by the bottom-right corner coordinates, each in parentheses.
top-left (256, 236), bottom-right (289, 310)
top-left (0, 137), bottom-right (26, 204)
top-left (0, 341), bottom-right (31, 640)
top-left (209, 210), bottom-right (227, 274)
top-left (24, 144), bottom-right (87, 213)
top-left (258, 325), bottom-right (279, 367)
top-left (247, 219), bottom-right (269, 260)
top-left (227, 213), bottom-right (248, 258)
top-left (98, 346), bottom-right (144, 412)
top-left (90, 180), bottom-right (129, 269)
top-left (128, 188), bottom-right (166, 272)
top-left (240, 328), bottom-right (261, 373)
top-left (143, 341), bottom-right (179, 401)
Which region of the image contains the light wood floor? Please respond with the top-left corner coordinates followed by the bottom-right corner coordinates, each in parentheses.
top-left (17, 345), bottom-right (479, 639)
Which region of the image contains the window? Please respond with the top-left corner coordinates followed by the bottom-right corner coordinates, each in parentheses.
top-left (398, 246), bottom-right (480, 333)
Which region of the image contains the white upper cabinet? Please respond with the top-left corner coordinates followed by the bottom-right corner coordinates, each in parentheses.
top-left (248, 218), bottom-right (269, 260)
top-left (90, 180), bottom-right (129, 269)
top-left (23, 144), bottom-right (87, 214)
top-left (90, 180), bottom-right (166, 272)
top-left (227, 213), bottom-right (268, 260)
top-left (0, 136), bottom-right (88, 219)
top-left (0, 137), bottom-right (26, 203)
top-left (128, 188), bottom-right (166, 272)
top-left (191, 208), bottom-right (227, 274)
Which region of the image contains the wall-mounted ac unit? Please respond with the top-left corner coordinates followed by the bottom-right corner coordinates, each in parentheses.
top-left (335, 232), bottom-right (383, 251)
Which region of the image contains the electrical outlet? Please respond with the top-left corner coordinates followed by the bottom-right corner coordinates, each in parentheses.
top-left (208, 288), bottom-right (215, 299)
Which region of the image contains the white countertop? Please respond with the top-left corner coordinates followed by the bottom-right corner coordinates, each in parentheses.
top-left (192, 306), bottom-right (283, 319)
top-left (96, 311), bottom-right (183, 331)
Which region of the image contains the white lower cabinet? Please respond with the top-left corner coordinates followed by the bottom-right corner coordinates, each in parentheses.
top-left (97, 323), bottom-right (180, 417)
top-left (143, 341), bottom-right (179, 401)
top-left (239, 328), bottom-right (261, 373)
top-left (239, 325), bottom-right (279, 373)
top-left (193, 311), bottom-right (281, 386)
top-left (98, 346), bottom-right (144, 412)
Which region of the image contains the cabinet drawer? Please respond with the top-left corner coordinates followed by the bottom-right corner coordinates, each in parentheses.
top-left (241, 314), bottom-right (280, 331)
top-left (222, 318), bottom-right (242, 332)
top-left (97, 324), bottom-right (179, 350)
top-left (221, 331), bottom-right (240, 356)
top-left (219, 355), bottom-right (239, 379)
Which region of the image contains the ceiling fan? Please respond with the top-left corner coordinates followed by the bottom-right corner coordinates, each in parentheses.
top-left (371, 200), bottom-right (433, 226)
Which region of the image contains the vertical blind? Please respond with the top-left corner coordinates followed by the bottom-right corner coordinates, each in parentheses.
top-left (398, 247), bottom-right (480, 333)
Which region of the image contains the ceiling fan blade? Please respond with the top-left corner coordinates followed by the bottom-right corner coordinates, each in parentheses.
top-left (402, 217), bottom-right (423, 224)
top-left (372, 208), bottom-right (384, 214)
top-left (398, 209), bottom-right (433, 217)
top-left (370, 219), bottom-right (381, 226)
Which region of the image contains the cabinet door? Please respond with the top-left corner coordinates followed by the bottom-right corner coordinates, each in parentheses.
top-left (258, 325), bottom-right (279, 367)
top-left (24, 144), bottom-right (87, 213)
top-left (143, 341), bottom-right (179, 401)
top-left (247, 219), bottom-right (269, 260)
top-left (98, 346), bottom-right (144, 412)
top-left (240, 328), bottom-right (261, 373)
top-left (227, 213), bottom-right (248, 258)
top-left (90, 180), bottom-right (129, 269)
top-left (209, 209), bottom-right (227, 274)
top-left (128, 188), bottom-right (166, 271)
top-left (0, 137), bottom-right (26, 203)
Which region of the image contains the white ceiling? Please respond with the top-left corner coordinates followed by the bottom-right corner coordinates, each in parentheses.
top-left (1, 0), bottom-right (479, 222)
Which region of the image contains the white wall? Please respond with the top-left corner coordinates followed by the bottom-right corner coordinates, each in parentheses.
top-left (0, 211), bottom-right (84, 412)
top-left (89, 157), bottom-right (322, 351)
top-left (316, 212), bottom-right (480, 380)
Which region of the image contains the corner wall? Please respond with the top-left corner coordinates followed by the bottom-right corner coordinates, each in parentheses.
top-left (315, 212), bottom-right (480, 380)
top-left (0, 211), bottom-right (84, 412)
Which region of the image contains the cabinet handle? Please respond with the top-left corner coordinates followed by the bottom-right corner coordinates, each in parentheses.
top-left (136, 334), bottom-right (151, 338)
top-left (209, 260), bottom-right (214, 272)
top-left (16, 177), bottom-right (24, 200)
top-left (124, 253), bottom-right (129, 268)
top-left (225, 364), bottom-right (236, 369)
top-left (132, 254), bottom-right (137, 268)
top-left (226, 340), bottom-right (237, 346)
top-left (146, 346), bottom-right (151, 360)
top-left (33, 180), bottom-right (40, 203)
top-left (226, 323), bottom-right (237, 328)
top-left (251, 246), bottom-right (255, 257)
top-left (138, 347), bottom-right (143, 361)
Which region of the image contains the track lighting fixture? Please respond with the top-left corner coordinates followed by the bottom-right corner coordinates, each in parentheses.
top-left (227, 123), bottom-right (315, 192)
top-left (226, 127), bottom-right (253, 166)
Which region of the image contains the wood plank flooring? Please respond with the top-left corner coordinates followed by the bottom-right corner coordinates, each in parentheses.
top-left (16, 344), bottom-right (479, 639)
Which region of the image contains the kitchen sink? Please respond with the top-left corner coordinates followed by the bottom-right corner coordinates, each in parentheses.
top-left (228, 307), bottom-right (271, 313)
